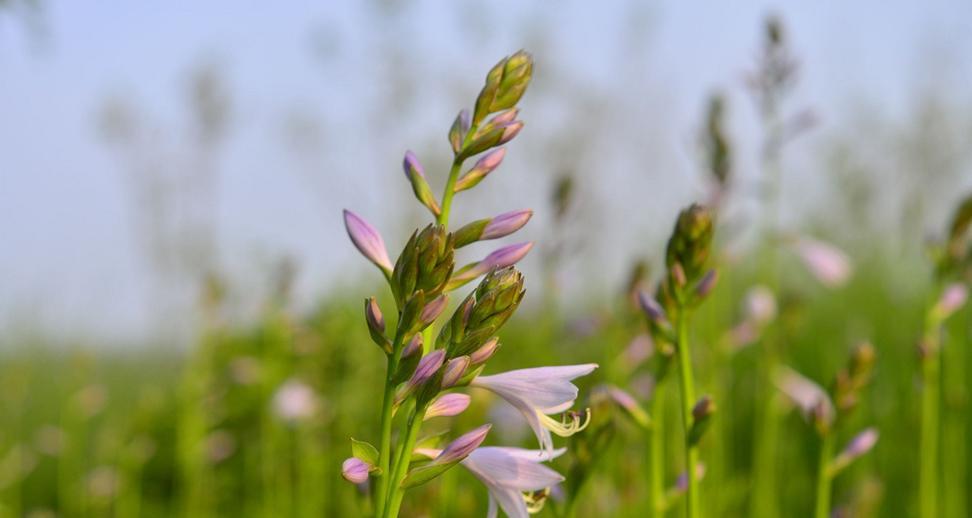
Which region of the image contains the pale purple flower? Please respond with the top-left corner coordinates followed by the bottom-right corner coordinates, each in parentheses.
top-left (441, 356), bottom-right (471, 388)
top-left (482, 210), bottom-right (533, 240)
top-left (774, 366), bottom-right (835, 427)
top-left (272, 379), bottom-right (319, 422)
top-left (415, 446), bottom-right (566, 518)
top-left (490, 108), bottom-right (520, 125)
top-left (606, 385), bottom-right (650, 428)
top-left (637, 291), bottom-right (667, 324)
top-left (934, 282), bottom-right (968, 320)
top-left (497, 121), bottom-right (524, 145)
top-left (425, 393), bottom-right (471, 420)
top-left (795, 238), bottom-right (852, 288)
top-left (343, 209), bottom-right (393, 274)
top-left (342, 457), bottom-right (370, 484)
top-left (622, 334), bottom-right (653, 366)
top-left (694, 269), bottom-right (719, 298)
top-left (471, 364), bottom-right (598, 454)
top-left (434, 424), bottom-right (492, 464)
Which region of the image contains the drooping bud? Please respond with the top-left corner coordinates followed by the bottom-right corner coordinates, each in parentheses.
top-left (665, 204), bottom-right (714, 285)
top-left (774, 366), bottom-right (835, 433)
top-left (606, 385), bottom-right (651, 429)
top-left (470, 337), bottom-right (500, 365)
top-left (341, 457), bottom-right (371, 484)
top-left (441, 356), bottom-right (470, 388)
top-left (391, 225), bottom-right (455, 308)
top-left (343, 210), bottom-right (393, 275)
top-left (446, 242), bottom-right (533, 290)
top-left (455, 148), bottom-right (506, 192)
top-left (473, 51), bottom-right (533, 125)
top-left (364, 297), bottom-right (391, 353)
top-left (424, 393), bottom-right (471, 420)
top-left (441, 267), bottom-right (526, 358)
top-left (453, 209), bottom-right (533, 248)
top-left (403, 151), bottom-right (441, 217)
top-left (449, 109), bottom-right (471, 155)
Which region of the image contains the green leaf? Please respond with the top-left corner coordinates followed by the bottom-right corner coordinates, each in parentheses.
top-left (350, 438), bottom-right (379, 466)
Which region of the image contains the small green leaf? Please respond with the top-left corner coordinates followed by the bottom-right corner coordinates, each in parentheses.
top-left (350, 438), bottom-right (379, 466)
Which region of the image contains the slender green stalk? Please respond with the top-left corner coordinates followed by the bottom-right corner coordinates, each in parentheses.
top-left (437, 123), bottom-right (478, 228)
top-left (374, 332), bottom-right (405, 515)
top-left (674, 307), bottom-right (699, 518)
top-left (919, 329), bottom-right (941, 518)
top-left (814, 432), bottom-right (835, 518)
top-left (943, 313), bottom-right (967, 518)
top-left (650, 383), bottom-right (667, 516)
top-left (383, 404), bottom-right (427, 518)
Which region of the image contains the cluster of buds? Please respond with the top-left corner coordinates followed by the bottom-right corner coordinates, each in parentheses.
top-left (341, 51), bottom-right (598, 518)
top-left (832, 341), bottom-right (876, 417)
top-left (663, 204), bottom-right (718, 306)
top-left (701, 93), bottom-right (732, 192)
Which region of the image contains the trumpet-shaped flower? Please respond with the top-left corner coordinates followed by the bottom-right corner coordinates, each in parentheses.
top-left (471, 364), bottom-right (598, 454)
top-left (416, 446), bottom-right (566, 518)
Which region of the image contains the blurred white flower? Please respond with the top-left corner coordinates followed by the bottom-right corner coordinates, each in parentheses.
top-left (272, 379), bottom-right (319, 423)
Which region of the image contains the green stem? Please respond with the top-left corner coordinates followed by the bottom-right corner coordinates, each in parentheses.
top-left (437, 123), bottom-right (479, 228)
top-left (375, 333), bottom-right (404, 516)
top-left (919, 327), bottom-right (941, 518)
top-left (814, 432), bottom-right (835, 518)
top-left (383, 405), bottom-right (426, 518)
top-left (675, 306), bottom-right (699, 518)
top-left (650, 383), bottom-right (667, 516)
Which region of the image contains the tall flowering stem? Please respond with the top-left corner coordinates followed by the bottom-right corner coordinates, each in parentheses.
top-left (919, 193), bottom-right (972, 518)
top-left (654, 204), bottom-right (718, 518)
top-left (341, 51), bottom-right (593, 518)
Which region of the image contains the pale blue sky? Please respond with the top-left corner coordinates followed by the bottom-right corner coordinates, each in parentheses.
top-left (2, 1), bottom-right (971, 341)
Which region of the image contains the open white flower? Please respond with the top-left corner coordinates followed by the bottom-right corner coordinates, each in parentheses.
top-left (471, 364), bottom-right (598, 454)
top-left (416, 446), bottom-right (565, 518)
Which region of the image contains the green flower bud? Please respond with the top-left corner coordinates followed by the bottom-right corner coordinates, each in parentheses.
top-left (391, 225), bottom-right (455, 309)
top-left (472, 51), bottom-right (533, 126)
top-left (439, 267), bottom-right (525, 358)
top-left (665, 204), bottom-right (715, 285)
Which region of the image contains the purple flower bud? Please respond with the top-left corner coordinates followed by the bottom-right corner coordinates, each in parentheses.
top-left (482, 210), bottom-right (533, 240)
top-left (497, 121), bottom-right (524, 145)
top-left (448, 243), bottom-right (534, 289)
top-left (343, 210), bottom-right (393, 274)
top-left (365, 297), bottom-right (385, 333)
top-left (407, 349), bottom-right (446, 390)
top-left (341, 457), bottom-right (370, 484)
top-left (403, 150), bottom-right (426, 180)
top-left (935, 282), bottom-right (968, 320)
top-left (795, 238), bottom-right (852, 288)
top-left (637, 291), bottom-right (667, 323)
top-left (490, 108), bottom-right (519, 125)
top-left (470, 337), bottom-right (500, 364)
top-left (842, 427), bottom-right (879, 459)
top-left (441, 356), bottom-right (470, 388)
top-left (692, 395), bottom-right (716, 420)
top-left (454, 148), bottom-right (507, 192)
top-left (694, 269), bottom-right (719, 298)
top-left (420, 295), bottom-right (449, 326)
top-left (434, 424), bottom-right (491, 464)
top-left (402, 333), bottom-right (423, 358)
top-left (671, 262), bottom-right (687, 288)
top-left (607, 385), bottom-right (651, 428)
top-left (425, 393), bottom-right (471, 420)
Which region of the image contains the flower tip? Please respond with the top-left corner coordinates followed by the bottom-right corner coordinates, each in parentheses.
top-left (341, 457), bottom-right (370, 484)
top-left (343, 209), bottom-right (393, 273)
top-left (403, 150), bottom-right (424, 179)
